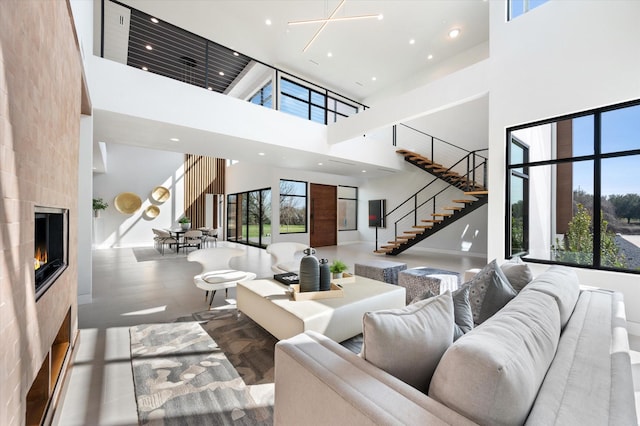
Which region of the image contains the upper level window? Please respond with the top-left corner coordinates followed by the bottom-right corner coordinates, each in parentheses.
top-left (280, 78), bottom-right (359, 124)
top-left (506, 100), bottom-right (640, 274)
top-left (508, 0), bottom-right (548, 20)
top-left (249, 82), bottom-right (273, 108)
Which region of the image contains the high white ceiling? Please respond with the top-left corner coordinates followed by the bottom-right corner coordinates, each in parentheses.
top-left (94, 0), bottom-right (490, 176)
top-left (121, 0), bottom-right (489, 102)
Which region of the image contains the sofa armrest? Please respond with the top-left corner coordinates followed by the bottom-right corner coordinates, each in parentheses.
top-left (274, 331), bottom-right (476, 426)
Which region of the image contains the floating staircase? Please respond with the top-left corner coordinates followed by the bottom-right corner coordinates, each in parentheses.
top-left (373, 148), bottom-right (488, 256)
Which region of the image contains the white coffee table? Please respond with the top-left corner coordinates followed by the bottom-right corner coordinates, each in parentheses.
top-left (236, 276), bottom-right (405, 341)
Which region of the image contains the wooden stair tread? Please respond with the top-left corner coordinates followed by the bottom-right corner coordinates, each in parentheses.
top-left (412, 225), bottom-right (432, 229)
top-left (421, 219), bottom-right (442, 223)
top-left (404, 230), bottom-right (425, 234)
top-left (452, 199), bottom-right (475, 203)
top-left (444, 206), bottom-right (463, 211)
top-left (432, 213), bottom-right (453, 217)
top-left (464, 190), bottom-right (489, 196)
top-left (374, 249), bottom-right (392, 254)
top-left (397, 234), bottom-right (416, 239)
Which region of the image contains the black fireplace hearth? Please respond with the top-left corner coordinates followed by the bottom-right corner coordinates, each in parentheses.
top-left (34, 206), bottom-right (68, 300)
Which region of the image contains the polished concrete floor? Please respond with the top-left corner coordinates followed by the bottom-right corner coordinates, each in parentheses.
top-left (55, 243), bottom-right (640, 425)
top-left (55, 242), bottom-right (486, 425)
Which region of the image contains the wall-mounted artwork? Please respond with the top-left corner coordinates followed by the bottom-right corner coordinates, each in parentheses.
top-left (114, 192), bottom-right (142, 214)
top-left (151, 186), bottom-right (170, 203)
top-left (144, 205), bottom-right (160, 219)
top-left (368, 199), bottom-right (386, 228)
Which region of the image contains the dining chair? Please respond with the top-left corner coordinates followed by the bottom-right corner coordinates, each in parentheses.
top-left (182, 230), bottom-right (203, 252)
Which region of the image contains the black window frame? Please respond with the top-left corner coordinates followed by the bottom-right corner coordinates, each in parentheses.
top-left (279, 179), bottom-right (308, 234)
top-left (338, 185), bottom-right (358, 231)
top-left (505, 98), bottom-right (640, 275)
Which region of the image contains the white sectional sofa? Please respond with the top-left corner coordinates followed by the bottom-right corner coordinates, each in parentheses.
top-left (274, 266), bottom-right (637, 425)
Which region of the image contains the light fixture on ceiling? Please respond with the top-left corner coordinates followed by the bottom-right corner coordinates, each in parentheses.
top-left (233, 52), bottom-right (239, 56)
top-left (289, 0), bottom-right (383, 52)
top-left (141, 66), bottom-right (148, 71)
top-left (361, 170), bottom-right (367, 173)
top-left (409, 38), bottom-right (416, 45)
top-left (428, 54), bottom-right (433, 60)
top-left (327, 52), bottom-right (333, 57)
top-left (150, 17), bottom-right (159, 24)
top-left (448, 28), bottom-right (461, 39)
top-left (207, 87), bottom-right (213, 91)
top-left (170, 137), bottom-right (180, 142)
top-left (371, 76), bottom-right (377, 81)
top-left (318, 162), bottom-right (323, 166)
top-left (218, 71), bottom-right (225, 76)
top-left (145, 44), bottom-right (153, 50)
top-left (258, 152), bottom-right (265, 156)
top-left (265, 19), bottom-right (272, 26)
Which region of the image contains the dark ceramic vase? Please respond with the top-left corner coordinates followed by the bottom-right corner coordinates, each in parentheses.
top-left (319, 258), bottom-right (331, 291)
top-left (299, 248), bottom-right (319, 292)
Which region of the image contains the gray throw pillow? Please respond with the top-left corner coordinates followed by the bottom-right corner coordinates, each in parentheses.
top-left (361, 292), bottom-right (454, 393)
top-left (452, 286), bottom-right (473, 340)
top-left (500, 257), bottom-right (533, 292)
top-left (466, 260), bottom-right (517, 325)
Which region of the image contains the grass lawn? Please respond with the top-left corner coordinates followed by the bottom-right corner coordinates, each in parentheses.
top-left (242, 223), bottom-right (306, 238)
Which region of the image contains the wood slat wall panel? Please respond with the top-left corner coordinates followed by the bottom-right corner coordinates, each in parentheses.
top-left (184, 155), bottom-right (225, 228)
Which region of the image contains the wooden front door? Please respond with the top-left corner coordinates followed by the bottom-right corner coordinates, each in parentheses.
top-left (310, 183), bottom-right (337, 247)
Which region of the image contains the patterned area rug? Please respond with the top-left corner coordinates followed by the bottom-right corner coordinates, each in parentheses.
top-left (130, 311), bottom-right (273, 425)
top-left (130, 306), bottom-right (364, 425)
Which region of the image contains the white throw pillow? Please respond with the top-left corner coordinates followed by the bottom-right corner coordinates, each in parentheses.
top-left (500, 256), bottom-right (533, 292)
top-left (202, 270), bottom-right (246, 284)
top-left (360, 292), bottom-right (454, 393)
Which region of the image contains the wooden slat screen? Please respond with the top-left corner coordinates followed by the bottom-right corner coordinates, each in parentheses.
top-left (184, 155), bottom-right (225, 228)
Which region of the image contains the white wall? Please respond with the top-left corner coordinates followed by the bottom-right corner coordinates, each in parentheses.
top-left (92, 143), bottom-right (185, 248)
top-left (226, 161), bottom-right (363, 246)
top-left (487, 0), bottom-right (640, 331)
top-left (359, 170), bottom-right (487, 257)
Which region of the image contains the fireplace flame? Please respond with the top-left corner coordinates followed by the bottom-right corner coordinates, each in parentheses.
top-left (34, 247), bottom-right (47, 270)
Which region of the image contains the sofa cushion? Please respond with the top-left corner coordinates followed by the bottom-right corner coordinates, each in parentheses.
top-left (500, 257), bottom-right (533, 292)
top-left (361, 292), bottom-right (454, 393)
top-left (429, 290), bottom-right (561, 426)
top-left (452, 286), bottom-right (473, 340)
top-left (465, 260), bottom-right (517, 325)
top-left (519, 265), bottom-right (579, 328)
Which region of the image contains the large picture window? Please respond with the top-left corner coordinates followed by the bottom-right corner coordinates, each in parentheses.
top-left (279, 180), bottom-right (307, 233)
top-left (227, 188), bottom-right (271, 248)
top-left (506, 100), bottom-right (640, 274)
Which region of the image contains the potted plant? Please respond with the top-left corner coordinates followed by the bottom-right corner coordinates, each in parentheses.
top-left (329, 260), bottom-right (348, 279)
top-left (92, 198), bottom-right (108, 218)
top-left (179, 216), bottom-right (191, 230)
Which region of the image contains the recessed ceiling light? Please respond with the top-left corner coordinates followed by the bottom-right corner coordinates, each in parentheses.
top-left (258, 152), bottom-right (265, 156)
top-left (318, 162), bottom-right (323, 166)
top-left (145, 44), bottom-right (153, 50)
top-left (207, 87), bottom-right (213, 91)
top-left (150, 17), bottom-right (159, 23)
top-left (362, 170), bottom-right (367, 173)
top-left (327, 52), bottom-right (333, 57)
top-left (219, 71), bottom-right (225, 76)
top-left (141, 66), bottom-right (148, 71)
top-left (377, 14), bottom-right (384, 20)
top-left (409, 39), bottom-right (416, 45)
top-left (372, 77), bottom-right (377, 81)
top-left (428, 54), bottom-right (433, 60)
top-left (233, 52), bottom-right (239, 56)
top-left (265, 19), bottom-right (272, 26)
top-left (448, 28), bottom-right (461, 39)
top-left (170, 137), bottom-right (179, 142)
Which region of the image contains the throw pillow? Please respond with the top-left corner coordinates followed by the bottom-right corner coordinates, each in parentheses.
top-left (361, 292), bottom-right (454, 393)
top-left (500, 257), bottom-right (533, 292)
top-left (452, 286), bottom-right (473, 340)
top-left (465, 260), bottom-right (517, 325)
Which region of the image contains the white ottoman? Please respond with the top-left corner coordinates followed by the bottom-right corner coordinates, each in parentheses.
top-left (237, 276), bottom-right (405, 342)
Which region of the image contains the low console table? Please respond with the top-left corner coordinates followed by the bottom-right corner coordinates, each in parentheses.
top-left (236, 276), bottom-right (405, 342)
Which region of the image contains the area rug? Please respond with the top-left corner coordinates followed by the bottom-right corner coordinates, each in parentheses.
top-left (132, 247), bottom-right (186, 262)
top-left (130, 307), bottom-right (363, 425)
top-left (130, 318), bottom-right (272, 425)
